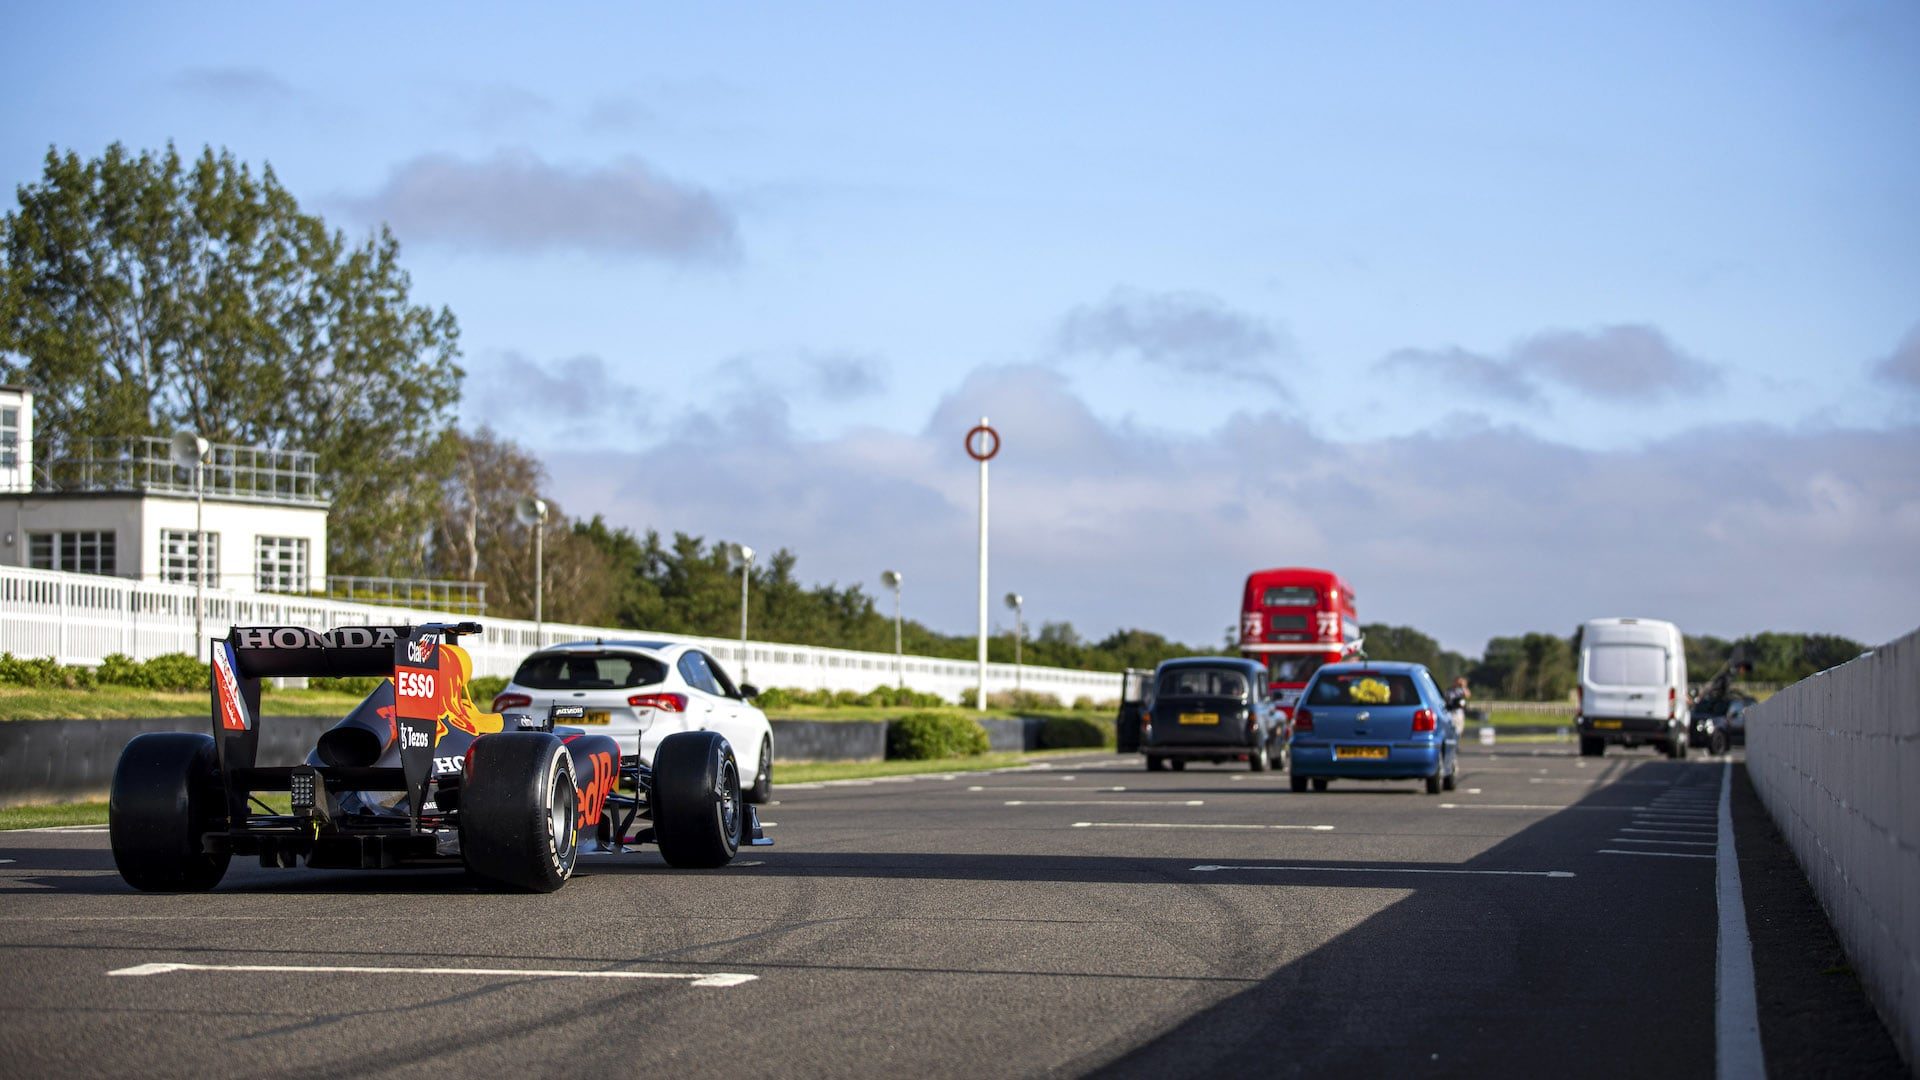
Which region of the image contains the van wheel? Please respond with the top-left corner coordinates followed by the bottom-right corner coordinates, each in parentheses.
top-left (1665, 737), bottom-right (1684, 760)
top-left (1145, 755), bottom-right (1165, 772)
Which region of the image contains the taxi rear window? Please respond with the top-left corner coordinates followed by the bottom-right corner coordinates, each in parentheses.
top-left (1306, 672), bottom-right (1420, 707)
top-left (1158, 667), bottom-right (1250, 697)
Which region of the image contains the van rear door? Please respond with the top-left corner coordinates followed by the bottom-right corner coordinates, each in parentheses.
top-left (1584, 643), bottom-right (1668, 720)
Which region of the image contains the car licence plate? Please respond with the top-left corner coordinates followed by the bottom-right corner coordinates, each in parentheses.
top-left (1334, 746), bottom-right (1389, 759)
top-left (579, 710), bottom-right (611, 725)
top-left (1178, 712), bottom-right (1218, 726)
top-left (1594, 720), bottom-right (1622, 730)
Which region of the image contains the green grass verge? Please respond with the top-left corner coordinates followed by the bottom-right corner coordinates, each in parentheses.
top-left (0, 794), bottom-right (292, 831)
top-left (767, 704), bottom-right (1100, 723)
top-left (777, 749), bottom-right (1103, 783)
top-left (0, 686), bottom-right (369, 721)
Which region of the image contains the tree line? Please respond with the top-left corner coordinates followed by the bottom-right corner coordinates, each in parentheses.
top-left (0, 144), bottom-right (1874, 694)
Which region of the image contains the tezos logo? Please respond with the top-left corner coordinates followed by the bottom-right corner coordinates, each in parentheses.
top-left (401, 726), bottom-right (431, 749)
top-left (396, 670), bottom-right (436, 698)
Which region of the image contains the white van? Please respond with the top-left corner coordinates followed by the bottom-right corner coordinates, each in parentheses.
top-left (1574, 617), bottom-right (1690, 759)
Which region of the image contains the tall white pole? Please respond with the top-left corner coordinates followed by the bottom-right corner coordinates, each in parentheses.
top-left (533, 523), bottom-right (544, 644)
top-left (977, 415), bottom-right (989, 712)
top-left (193, 463), bottom-right (204, 660)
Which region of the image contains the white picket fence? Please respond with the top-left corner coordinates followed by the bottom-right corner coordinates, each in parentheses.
top-left (0, 565), bottom-right (1121, 704)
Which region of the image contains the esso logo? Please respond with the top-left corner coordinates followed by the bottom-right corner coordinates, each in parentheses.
top-left (396, 670), bottom-right (436, 699)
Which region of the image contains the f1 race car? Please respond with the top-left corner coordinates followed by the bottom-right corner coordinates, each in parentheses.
top-left (108, 622), bottom-right (769, 893)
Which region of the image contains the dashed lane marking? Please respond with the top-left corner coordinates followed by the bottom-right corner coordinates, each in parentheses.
top-left (107, 962), bottom-right (758, 987)
top-left (1004, 800), bottom-right (1203, 807)
top-left (1598, 849), bottom-right (1715, 860)
top-left (969, 786), bottom-right (1128, 792)
top-left (1610, 837), bottom-right (1715, 847)
top-left (1621, 827), bottom-right (1718, 837)
top-left (1072, 822), bottom-right (1335, 831)
top-left (1191, 864), bottom-right (1575, 879)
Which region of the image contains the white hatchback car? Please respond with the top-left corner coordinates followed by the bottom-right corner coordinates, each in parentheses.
top-left (491, 640), bottom-right (774, 803)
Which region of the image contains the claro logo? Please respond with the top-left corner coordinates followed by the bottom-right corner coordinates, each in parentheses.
top-left (405, 634), bottom-right (442, 665)
top-left (395, 670), bottom-right (436, 698)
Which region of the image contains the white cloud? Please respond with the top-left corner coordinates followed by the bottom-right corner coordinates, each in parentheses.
top-left (539, 365), bottom-right (1920, 654)
top-left (1377, 323), bottom-right (1720, 406)
top-left (1055, 288), bottom-right (1291, 395)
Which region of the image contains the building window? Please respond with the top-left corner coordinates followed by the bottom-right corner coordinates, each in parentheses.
top-left (27, 531), bottom-right (117, 575)
top-left (0, 406), bottom-right (17, 468)
top-left (255, 535), bottom-right (308, 593)
top-left (160, 529), bottom-right (219, 586)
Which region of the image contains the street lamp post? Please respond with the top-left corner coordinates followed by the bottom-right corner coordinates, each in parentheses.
top-left (730, 543), bottom-right (755, 683)
top-left (515, 496), bottom-right (549, 642)
top-left (1004, 592), bottom-right (1024, 692)
top-left (881, 570), bottom-right (904, 689)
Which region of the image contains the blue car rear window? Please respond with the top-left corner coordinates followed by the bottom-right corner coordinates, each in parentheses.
top-left (1306, 672), bottom-right (1421, 707)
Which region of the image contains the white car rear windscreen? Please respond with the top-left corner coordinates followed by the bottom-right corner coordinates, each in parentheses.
top-left (1587, 644), bottom-right (1666, 687)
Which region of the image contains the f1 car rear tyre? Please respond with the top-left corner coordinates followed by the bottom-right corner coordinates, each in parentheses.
top-left (1145, 755), bottom-right (1165, 772)
top-left (652, 731), bottom-right (743, 869)
top-left (110, 732), bottom-right (231, 892)
top-left (461, 733), bottom-right (579, 893)
top-left (745, 737), bottom-right (774, 804)
top-left (1579, 736), bottom-right (1604, 757)
top-left (1250, 739), bottom-right (1270, 772)
top-left (1290, 774), bottom-right (1308, 793)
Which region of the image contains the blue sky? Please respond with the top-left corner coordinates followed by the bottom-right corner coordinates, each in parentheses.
top-left (5, 2), bottom-right (1917, 653)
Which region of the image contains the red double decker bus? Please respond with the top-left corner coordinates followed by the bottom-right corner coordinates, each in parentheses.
top-left (1238, 567), bottom-right (1362, 713)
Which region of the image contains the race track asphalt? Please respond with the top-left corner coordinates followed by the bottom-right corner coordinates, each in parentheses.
top-left (0, 746), bottom-right (1832, 1078)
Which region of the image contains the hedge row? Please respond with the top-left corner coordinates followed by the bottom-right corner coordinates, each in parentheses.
top-left (755, 684), bottom-right (949, 710)
top-left (886, 712), bottom-right (992, 760)
top-left (0, 652), bottom-right (208, 692)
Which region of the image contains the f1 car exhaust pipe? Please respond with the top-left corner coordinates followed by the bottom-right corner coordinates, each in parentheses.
top-left (314, 682), bottom-right (397, 769)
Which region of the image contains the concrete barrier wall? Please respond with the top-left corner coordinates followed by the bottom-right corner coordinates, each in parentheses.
top-left (0, 715), bottom-right (1064, 805)
top-left (1746, 625), bottom-right (1920, 1068)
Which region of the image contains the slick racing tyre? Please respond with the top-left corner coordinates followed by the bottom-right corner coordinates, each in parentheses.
top-left (110, 732), bottom-right (231, 892)
top-left (652, 731), bottom-right (743, 869)
top-left (461, 733), bottom-right (579, 892)
top-left (745, 736), bottom-right (774, 805)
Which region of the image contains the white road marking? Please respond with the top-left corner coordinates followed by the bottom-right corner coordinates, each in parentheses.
top-left (1528, 778), bottom-right (1673, 786)
top-left (0, 859), bottom-right (13, 864)
top-left (1004, 800), bottom-right (1203, 807)
top-left (1609, 837), bottom-right (1716, 847)
top-left (969, 786), bottom-right (1127, 793)
top-left (1073, 822), bottom-right (1335, 831)
top-left (1634, 813), bottom-right (1717, 822)
top-left (11, 825), bottom-right (109, 834)
top-left (1716, 758), bottom-right (1766, 1079)
top-left (107, 962), bottom-right (756, 987)
top-left (1439, 803), bottom-right (1654, 811)
top-left (1598, 849), bottom-right (1715, 860)
top-left (1622, 827), bottom-right (1718, 837)
top-left (1191, 864), bottom-right (1574, 879)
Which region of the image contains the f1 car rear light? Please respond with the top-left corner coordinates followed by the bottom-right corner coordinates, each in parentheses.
top-left (1412, 708), bottom-right (1436, 733)
top-left (1295, 707), bottom-right (1313, 733)
top-left (492, 692), bottom-right (532, 712)
top-left (290, 767), bottom-right (317, 813)
top-left (629, 692), bottom-right (687, 712)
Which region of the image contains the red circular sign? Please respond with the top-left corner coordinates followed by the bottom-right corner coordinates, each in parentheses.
top-left (965, 423), bottom-right (1001, 462)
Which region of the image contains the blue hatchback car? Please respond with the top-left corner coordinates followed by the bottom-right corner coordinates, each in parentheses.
top-left (1288, 661), bottom-right (1459, 794)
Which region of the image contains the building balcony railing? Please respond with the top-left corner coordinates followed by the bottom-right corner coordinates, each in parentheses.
top-left (38, 437), bottom-right (327, 507)
top-left (317, 575), bottom-right (488, 615)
